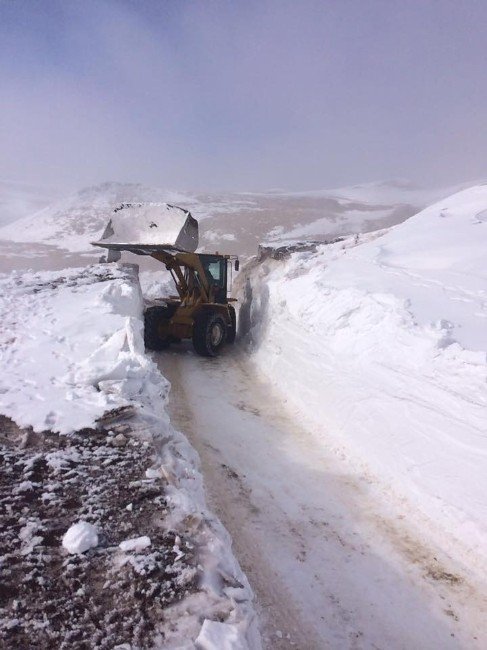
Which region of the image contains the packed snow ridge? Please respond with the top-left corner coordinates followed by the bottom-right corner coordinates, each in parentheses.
top-left (239, 184), bottom-right (487, 571)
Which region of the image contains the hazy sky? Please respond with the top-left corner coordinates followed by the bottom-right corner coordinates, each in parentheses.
top-left (1, 0), bottom-right (486, 191)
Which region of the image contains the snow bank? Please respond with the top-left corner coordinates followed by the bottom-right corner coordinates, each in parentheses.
top-left (0, 264), bottom-right (155, 434)
top-left (239, 185), bottom-right (487, 570)
top-left (150, 418), bottom-right (261, 649)
top-left (0, 261), bottom-right (260, 647)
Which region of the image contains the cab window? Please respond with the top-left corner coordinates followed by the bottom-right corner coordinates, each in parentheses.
top-left (200, 255), bottom-right (227, 302)
top-left (202, 257), bottom-right (225, 288)
top-left (207, 261), bottom-right (222, 283)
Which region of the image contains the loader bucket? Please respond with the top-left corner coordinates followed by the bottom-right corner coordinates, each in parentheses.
top-left (92, 203), bottom-right (199, 257)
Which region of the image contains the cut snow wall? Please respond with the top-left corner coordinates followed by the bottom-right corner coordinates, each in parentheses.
top-left (236, 226), bottom-right (487, 573)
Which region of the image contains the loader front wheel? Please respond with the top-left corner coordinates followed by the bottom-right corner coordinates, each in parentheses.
top-left (192, 310), bottom-right (227, 357)
top-left (144, 306), bottom-right (172, 350)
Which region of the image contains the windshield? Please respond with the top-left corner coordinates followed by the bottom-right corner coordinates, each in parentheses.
top-left (199, 255), bottom-right (227, 302)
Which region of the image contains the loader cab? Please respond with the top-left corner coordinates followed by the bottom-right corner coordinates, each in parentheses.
top-left (199, 253), bottom-right (228, 303)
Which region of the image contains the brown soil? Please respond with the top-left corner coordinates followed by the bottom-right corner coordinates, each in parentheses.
top-left (0, 416), bottom-right (196, 649)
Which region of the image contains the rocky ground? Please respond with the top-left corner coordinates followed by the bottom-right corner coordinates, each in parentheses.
top-left (0, 415), bottom-right (197, 649)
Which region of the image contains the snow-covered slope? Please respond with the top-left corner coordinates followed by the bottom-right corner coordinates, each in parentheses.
top-left (0, 182), bottom-right (195, 253)
top-left (238, 184), bottom-right (487, 570)
top-left (0, 182), bottom-right (255, 253)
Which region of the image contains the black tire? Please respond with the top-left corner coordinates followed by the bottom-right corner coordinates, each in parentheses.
top-left (227, 305), bottom-right (237, 344)
top-left (144, 305), bottom-right (176, 350)
top-left (192, 310), bottom-right (227, 357)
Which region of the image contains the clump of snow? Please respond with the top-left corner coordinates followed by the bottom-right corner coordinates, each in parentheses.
top-left (239, 184), bottom-right (487, 570)
top-left (146, 467), bottom-right (163, 479)
top-left (62, 521), bottom-right (99, 554)
top-left (138, 269), bottom-right (174, 302)
top-left (119, 536), bottom-right (151, 552)
top-left (195, 619), bottom-right (247, 650)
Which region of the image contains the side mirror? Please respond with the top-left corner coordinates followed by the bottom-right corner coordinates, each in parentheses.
top-left (234, 259), bottom-right (240, 272)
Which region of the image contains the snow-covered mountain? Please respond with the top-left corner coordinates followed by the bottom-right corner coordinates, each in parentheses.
top-left (238, 183), bottom-right (487, 567)
top-left (0, 179), bottom-right (475, 265)
top-left (0, 182), bottom-right (195, 253)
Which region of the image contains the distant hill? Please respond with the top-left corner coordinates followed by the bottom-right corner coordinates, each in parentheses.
top-left (0, 179), bottom-right (479, 267)
top-left (196, 180), bottom-right (476, 257)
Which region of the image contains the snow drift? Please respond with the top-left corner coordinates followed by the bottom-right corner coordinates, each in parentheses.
top-left (238, 184), bottom-right (487, 570)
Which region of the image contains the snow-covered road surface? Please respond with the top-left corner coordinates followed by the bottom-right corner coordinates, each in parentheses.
top-left (158, 345), bottom-right (486, 649)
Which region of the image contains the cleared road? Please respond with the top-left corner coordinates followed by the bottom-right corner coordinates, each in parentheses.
top-left (157, 345), bottom-right (486, 650)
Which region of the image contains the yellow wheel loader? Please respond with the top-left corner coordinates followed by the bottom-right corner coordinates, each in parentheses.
top-left (92, 203), bottom-right (239, 357)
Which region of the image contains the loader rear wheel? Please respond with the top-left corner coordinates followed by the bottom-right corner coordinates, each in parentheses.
top-left (192, 310), bottom-right (227, 357)
top-left (144, 305), bottom-right (175, 351)
top-left (227, 305), bottom-right (237, 344)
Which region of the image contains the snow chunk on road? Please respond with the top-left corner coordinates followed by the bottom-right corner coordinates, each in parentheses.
top-left (119, 536), bottom-right (151, 552)
top-left (62, 522), bottom-right (98, 554)
top-left (195, 619), bottom-right (248, 650)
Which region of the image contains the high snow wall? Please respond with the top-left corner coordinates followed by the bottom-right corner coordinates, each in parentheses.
top-left (236, 185), bottom-right (487, 572)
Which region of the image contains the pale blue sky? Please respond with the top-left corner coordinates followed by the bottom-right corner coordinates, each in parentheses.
top-left (1, 0), bottom-right (486, 191)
